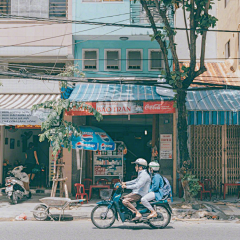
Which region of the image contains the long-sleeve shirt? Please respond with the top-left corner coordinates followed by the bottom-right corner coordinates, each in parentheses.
top-left (149, 173), bottom-right (164, 201)
top-left (125, 169), bottom-right (151, 196)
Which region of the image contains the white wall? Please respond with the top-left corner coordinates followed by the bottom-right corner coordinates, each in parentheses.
top-left (175, 1), bottom-right (217, 61)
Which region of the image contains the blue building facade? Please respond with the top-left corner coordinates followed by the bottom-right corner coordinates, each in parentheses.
top-left (72, 0), bottom-right (174, 78)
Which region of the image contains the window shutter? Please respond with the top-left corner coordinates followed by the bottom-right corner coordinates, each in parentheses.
top-left (84, 51), bottom-right (97, 69)
top-left (128, 51), bottom-right (141, 69)
top-left (106, 51), bottom-right (119, 69)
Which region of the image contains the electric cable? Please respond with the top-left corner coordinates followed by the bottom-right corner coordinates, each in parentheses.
top-left (1, 13), bottom-right (240, 34)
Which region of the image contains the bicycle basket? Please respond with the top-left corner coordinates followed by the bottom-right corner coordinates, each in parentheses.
top-left (100, 189), bottom-right (113, 200)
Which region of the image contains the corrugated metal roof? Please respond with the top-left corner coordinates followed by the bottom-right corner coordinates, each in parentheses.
top-left (69, 83), bottom-right (172, 102)
top-left (0, 94), bottom-right (60, 109)
top-left (186, 90), bottom-right (240, 111)
top-left (180, 62), bottom-right (240, 86)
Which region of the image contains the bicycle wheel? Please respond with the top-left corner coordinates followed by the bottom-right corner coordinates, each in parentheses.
top-left (148, 206), bottom-right (171, 229)
top-left (91, 205), bottom-right (116, 229)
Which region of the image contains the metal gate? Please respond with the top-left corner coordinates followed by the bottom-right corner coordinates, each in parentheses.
top-left (190, 125), bottom-right (240, 194)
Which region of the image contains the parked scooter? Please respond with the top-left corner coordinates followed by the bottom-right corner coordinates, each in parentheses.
top-left (91, 182), bottom-right (172, 229)
top-left (5, 165), bottom-right (31, 204)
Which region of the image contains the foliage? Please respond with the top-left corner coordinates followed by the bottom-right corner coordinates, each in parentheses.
top-left (32, 99), bottom-right (102, 156)
top-left (58, 65), bottom-right (85, 88)
top-left (33, 65), bottom-right (102, 157)
top-left (182, 173), bottom-right (201, 198)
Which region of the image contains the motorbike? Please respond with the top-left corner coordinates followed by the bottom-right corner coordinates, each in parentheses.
top-left (91, 182), bottom-right (172, 229)
top-left (5, 165), bottom-right (31, 204)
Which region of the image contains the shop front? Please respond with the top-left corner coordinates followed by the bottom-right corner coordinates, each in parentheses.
top-left (0, 94), bottom-right (59, 188)
top-left (66, 83), bottom-right (177, 195)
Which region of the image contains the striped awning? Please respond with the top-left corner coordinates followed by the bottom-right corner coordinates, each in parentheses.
top-left (0, 94), bottom-right (60, 109)
top-left (186, 90), bottom-right (240, 125)
top-left (69, 83), bottom-right (172, 102)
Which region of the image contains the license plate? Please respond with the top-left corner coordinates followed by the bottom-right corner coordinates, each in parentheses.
top-left (6, 186), bottom-right (13, 192)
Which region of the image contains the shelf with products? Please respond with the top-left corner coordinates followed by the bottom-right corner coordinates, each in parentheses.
top-left (93, 141), bottom-right (124, 183)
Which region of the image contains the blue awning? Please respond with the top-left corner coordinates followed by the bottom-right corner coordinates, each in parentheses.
top-left (186, 90), bottom-right (240, 125)
top-left (68, 83), bottom-right (172, 102)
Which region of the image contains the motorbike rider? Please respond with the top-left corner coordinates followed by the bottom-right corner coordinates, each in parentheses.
top-left (141, 161), bottom-right (164, 219)
top-left (122, 158), bottom-right (151, 221)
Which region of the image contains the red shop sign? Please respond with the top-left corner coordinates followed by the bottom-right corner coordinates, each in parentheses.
top-left (66, 101), bottom-right (175, 116)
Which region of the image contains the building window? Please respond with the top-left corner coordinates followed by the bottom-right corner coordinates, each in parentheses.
top-left (149, 50), bottom-right (164, 71)
top-left (0, 0), bottom-right (10, 14)
top-left (83, 49), bottom-right (98, 71)
top-left (127, 50), bottom-right (142, 71)
top-left (0, 0), bottom-right (67, 18)
top-left (225, 40), bottom-right (230, 59)
top-left (105, 49), bottom-right (120, 71)
top-left (225, 0), bottom-right (230, 8)
top-left (49, 0), bottom-right (68, 18)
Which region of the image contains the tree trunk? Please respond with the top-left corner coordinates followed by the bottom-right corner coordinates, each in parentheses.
top-left (177, 90), bottom-right (189, 165)
top-left (177, 90), bottom-right (191, 202)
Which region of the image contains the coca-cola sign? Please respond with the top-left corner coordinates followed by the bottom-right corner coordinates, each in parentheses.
top-left (143, 101), bottom-right (175, 114)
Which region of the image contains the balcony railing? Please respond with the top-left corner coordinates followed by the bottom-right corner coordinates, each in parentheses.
top-left (0, 0), bottom-right (68, 18)
top-left (130, 1), bottom-right (174, 26)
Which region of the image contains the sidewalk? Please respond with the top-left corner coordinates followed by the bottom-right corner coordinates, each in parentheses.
top-left (0, 192), bottom-right (239, 222)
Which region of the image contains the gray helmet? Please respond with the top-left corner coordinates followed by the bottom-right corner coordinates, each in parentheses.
top-left (132, 158), bottom-right (148, 167)
top-left (149, 161), bottom-right (160, 171)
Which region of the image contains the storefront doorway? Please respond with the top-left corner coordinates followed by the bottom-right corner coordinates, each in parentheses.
top-left (90, 115), bottom-right (153, 181)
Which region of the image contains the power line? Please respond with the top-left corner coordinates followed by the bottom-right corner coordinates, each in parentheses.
top-left (0, 18), bottom-right (128, 63)
top-left (1, 13), bottom-right (240, 33)
top-left (0, 12), bottom-right (131, 30)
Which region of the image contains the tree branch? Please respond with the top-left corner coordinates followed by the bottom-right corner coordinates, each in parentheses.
top-left (182, 0), bottom-right (190, 51)
top-left (140, 0), bottom-right (171, 79)
top-left (200, 0), bottom-right (211, 69)
top-left (189, 0), bottom-right (196, 76)
top-left (153, 0), bottom-right (180, 73)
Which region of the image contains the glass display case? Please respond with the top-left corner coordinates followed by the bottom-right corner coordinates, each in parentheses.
top-left (93, 141), bottom-right (124, 184)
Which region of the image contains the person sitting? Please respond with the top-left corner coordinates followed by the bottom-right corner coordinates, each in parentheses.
top-left (141, 161), bottom-right (164, 219)
top-left (122, 158), bottom-right (151, 221)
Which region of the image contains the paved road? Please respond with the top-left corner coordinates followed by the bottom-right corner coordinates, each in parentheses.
top-left (0, 220), bottom-right (239, 240)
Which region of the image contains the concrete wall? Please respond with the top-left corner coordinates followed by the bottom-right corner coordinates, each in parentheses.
top-left (159, 114), bottom-right (173, 186)
top-left (72, 0), bottom-right (172, 37)
top-left (0, 79), bottom-right (60, 94)
top-left (0, 0), bottom-right (73, 57)
top-left (175, 1), bottom-right (217, 61)
top-left (0, 126), bottom-right (4, 186)
top-left (217, 0), bottom-right (240, 67)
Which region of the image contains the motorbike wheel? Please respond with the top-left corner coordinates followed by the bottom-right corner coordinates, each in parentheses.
top-left (33, 204), bottom-right (49, 221)
top-left (91, 205), bottom-right (116, 229)
top-left (11, 193), bottom-right (18, 204)
top-left (26, 191), bottom-right (31, 199)
top-left (148, 206), bottom-right (171, 229)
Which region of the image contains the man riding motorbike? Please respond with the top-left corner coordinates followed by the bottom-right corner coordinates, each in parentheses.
top-left (122, 158), bottom-right (151, 221)
top-left (141, 162), bottom-right (164, 219)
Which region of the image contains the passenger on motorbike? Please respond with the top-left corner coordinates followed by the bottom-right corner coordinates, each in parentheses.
top-left (141, 162), bottom-right (164, 219)
top-left (122, 158), bottom-right (151, 221)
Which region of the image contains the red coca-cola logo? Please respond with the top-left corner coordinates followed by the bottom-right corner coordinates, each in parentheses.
top-left (144, 104), bottom-right (162, 110)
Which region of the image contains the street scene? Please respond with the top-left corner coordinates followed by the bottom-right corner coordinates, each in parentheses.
top-left (0, 0), bottom-right (240, 239)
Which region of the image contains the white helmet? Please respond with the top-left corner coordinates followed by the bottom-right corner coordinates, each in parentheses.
top-left (132, 158), bottom-right (148, 167)
top-left (149, 161), bottom-right (160, 171)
